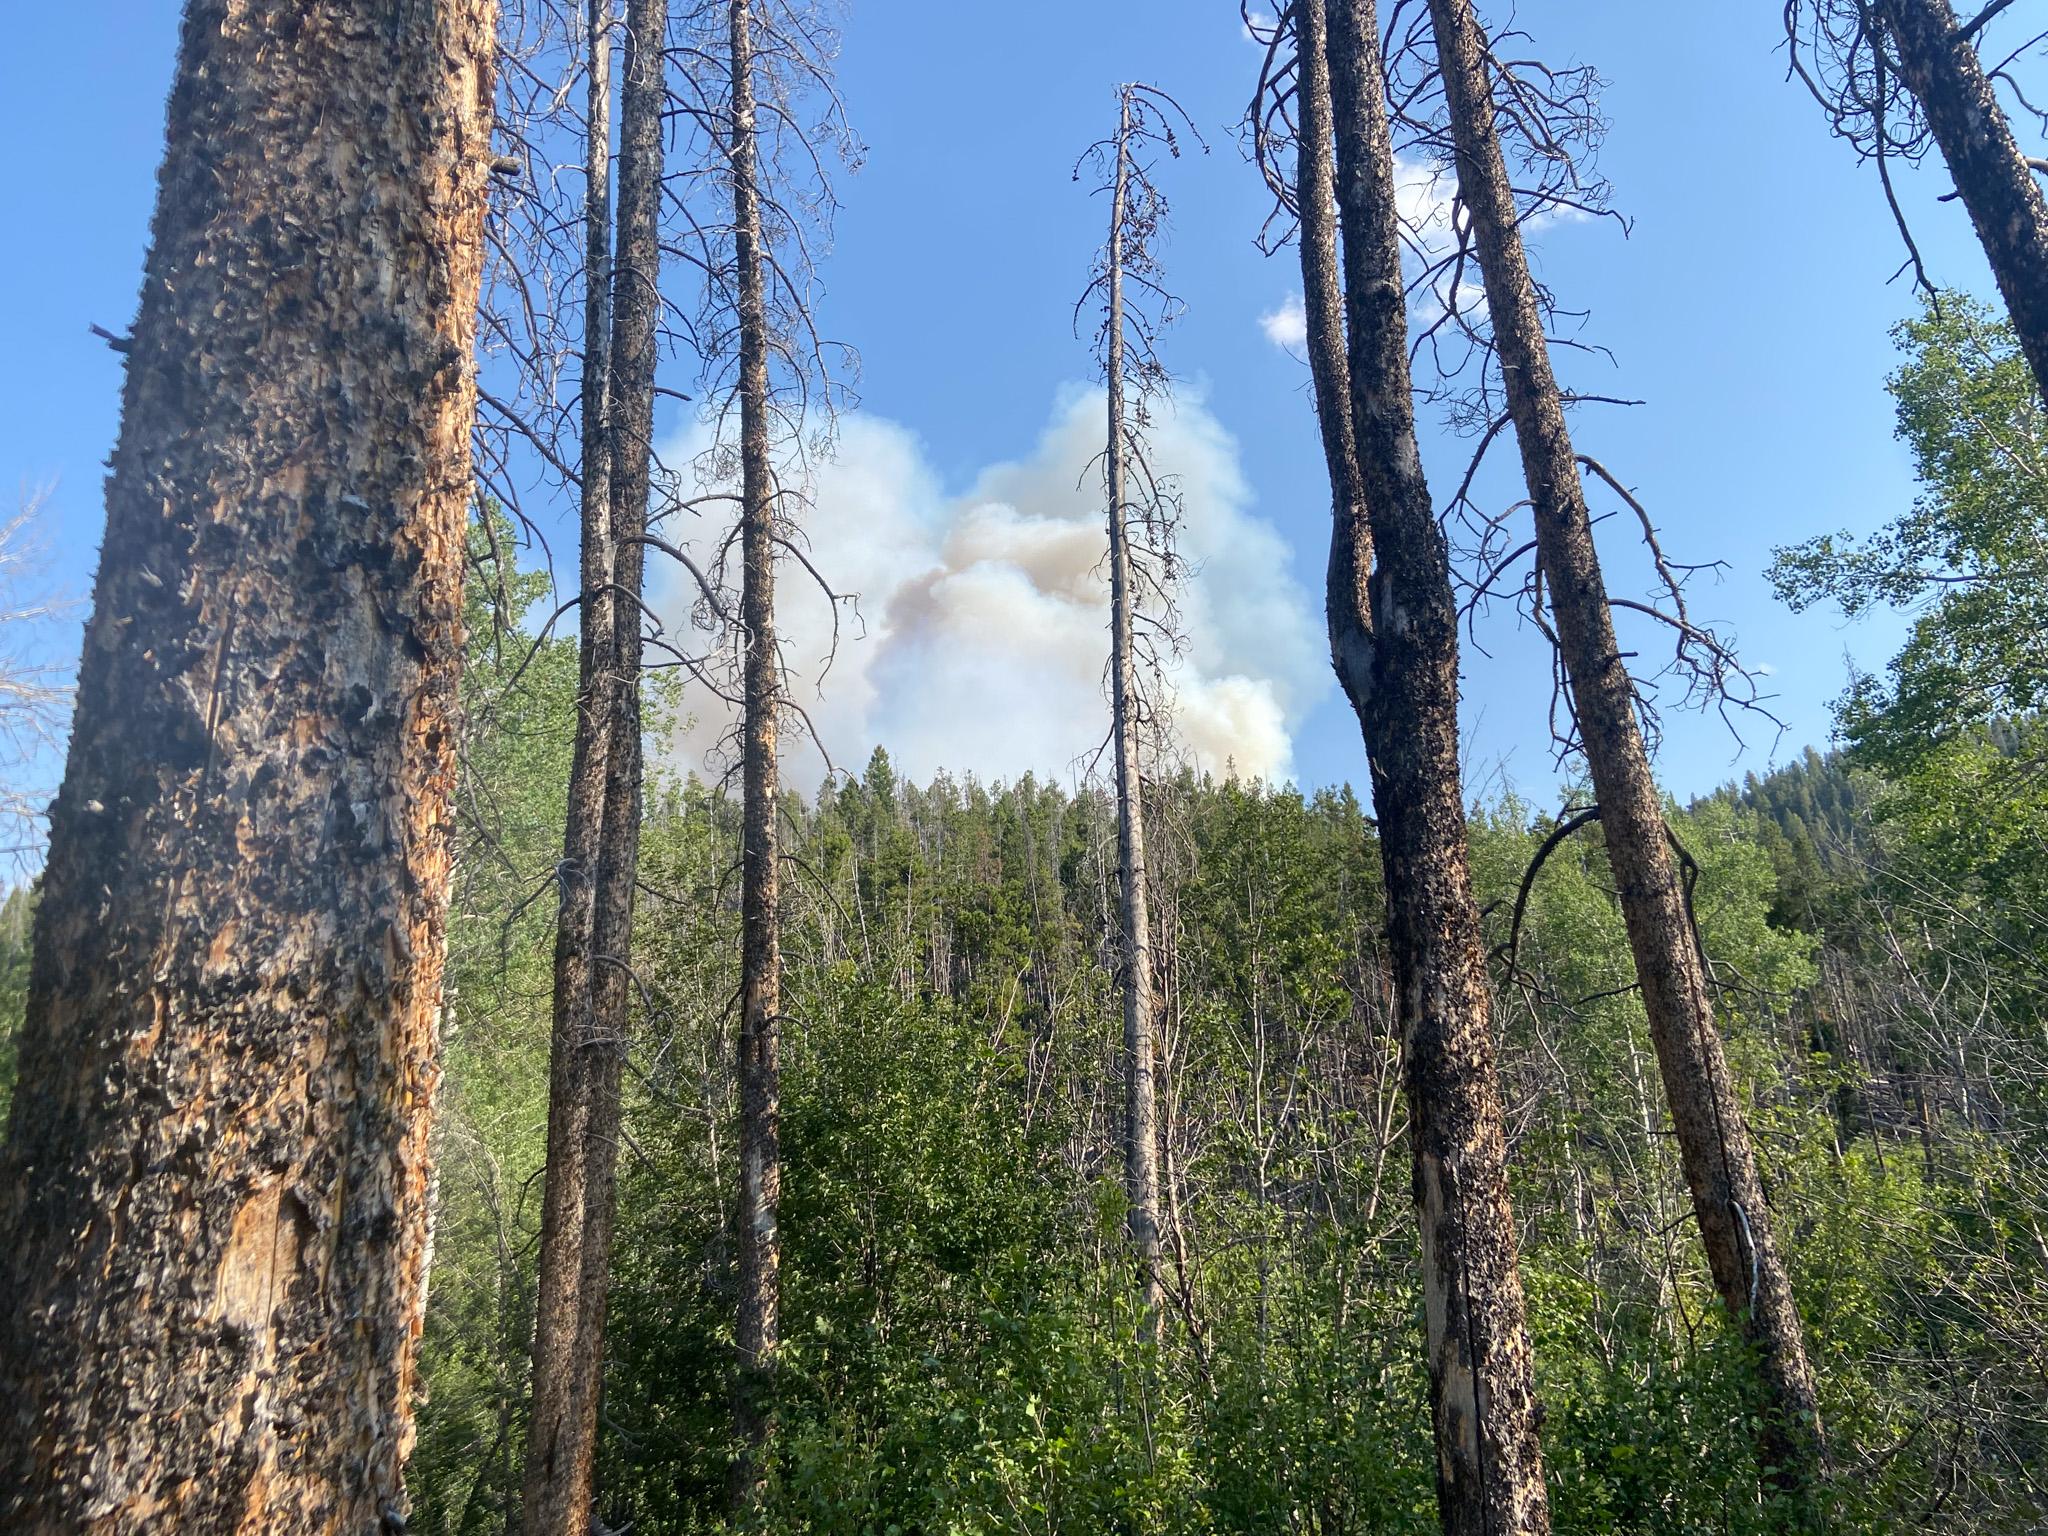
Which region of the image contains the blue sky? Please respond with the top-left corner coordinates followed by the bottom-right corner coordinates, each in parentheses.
top-left (4, 1), bottom-right (2037, 809)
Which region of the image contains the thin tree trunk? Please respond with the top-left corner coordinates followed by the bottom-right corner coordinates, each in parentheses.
top-left (1879, 0), bottom-right (2048, 400)
top-left (1314, 4), bottom-right (1553, 1530)
top-left (0, 1), bottom-right (495, 1528)
top-left (1105, 90), bottom-right (1165, 1342)
top-left (1294, 0), bottom-right (1372, 712)
top-left (522, 3), bottom-right (618, 1524)
top-left (731, 0), bottom-right (784, 1504)
top-left (521, 0), bottom-right (666, 1527)
top-left (1425, 0), bottom-right (1826, 1495)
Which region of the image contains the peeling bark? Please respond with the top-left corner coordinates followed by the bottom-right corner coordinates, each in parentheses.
top-left (521, 0), bottom-right (666, 1527)
top-left (0, 1), bottom-right (496, 1529)
top-left (1878, 0), bottom-right (2048, 401)
top-left (1426, 0), bottom-right (1825, 1496)
top-left (1314, 3), bottom-right (1552, 1530)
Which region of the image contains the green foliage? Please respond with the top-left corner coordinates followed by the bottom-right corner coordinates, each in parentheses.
top-left (417, 624), bottom-right (2045, 1533)
top-left (0, 506), bottom-right (2024, 1532)
top-left (393, 601), bottom-right (2048, 1531)
top-left (407, 508), bottom-right (582, 1535)
top-left (1756, 290), bottom-right (2048, 1525)
top-left (1771, 293), bottom-right (2048, 770)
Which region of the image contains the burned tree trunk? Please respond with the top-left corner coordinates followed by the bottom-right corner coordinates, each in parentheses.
top-left (1103, 87), bottom-right (1166, 1342)
top-left (0, 0), bottom-right (495, 1529)
top-left (1878, 0), bottom-right (2048, 400)
top-left (1426, 0), bottom-right (1826, 1495)
top-left (1313, 2), bottom-right (1553, 1529)
top-left (522, 3), bottom-right (618, 1524)
top-left (731, 0), bottom-right (785, 1502)
top-left (521, 0), bottom-right (666, 1527)
top-left (580, 0), bottom-right (669, 1470)
top-left (1290, 0), bottom-right (1371, 701)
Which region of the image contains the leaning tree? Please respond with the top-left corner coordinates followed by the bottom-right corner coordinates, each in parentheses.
top-left (1422, 0), bottom-right (1828, 1497)
top-left (1788, 0), bottom-right (2048, 400)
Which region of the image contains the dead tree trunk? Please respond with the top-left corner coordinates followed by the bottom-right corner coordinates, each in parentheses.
top-left (1314, 3), bottom-right (1553, 1529)
top-left (521, 0), bottom-right (666, 1528)
top-left (1104, 87), bottom-right (1165, 1342)
top-left (1426, 0), bottom-right (1826, 1495)
top-left (583, 0), bottom-right (669, 1446)
top-left (522, 3), bottom-right (618, 1525)
top-left (1290, 0), bottom-right (1371, 697)
top-left (1878, 0), bottom-right (2048, 400)
top-left (0, 0), bottom-right (495, 1528)
top-left (731, 0), bottom-right (784, 1504)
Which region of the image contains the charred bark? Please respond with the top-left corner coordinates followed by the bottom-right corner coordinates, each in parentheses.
top-left (0, 0), bottom-right (496, 1528)
top-left (1878, 0), bottom-right (2048, 400)
top-left (1426, 0), bottom-right (1826, 1495)
top-left (521, 0), bottom-right (667, 1528)
top-left (1314, 3), bottom-right (1553, 1530)
top-left (1104, 88), bottom-right (1166, 1342)
top-left (731, 0), bottom-right (785, 1505)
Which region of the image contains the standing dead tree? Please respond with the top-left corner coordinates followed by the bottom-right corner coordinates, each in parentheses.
top-left (1077, 81), bottom-right (1199, 1344)
top-left (520, 8), bottom-right (618, 1526)
top-left (1250, 3), bottom-right (1553, 1530)
top-left (630, 0), bottom-right (854, 1506)
top-left (728, 0), bottom-right (788, 1495)
top-left (0, 1), bottom-right (496, 1529)
top-left (520, 0), bottom-right (670, 1528)
top-left (1787, 0), bottom-right (2048, 399)
top-left (1424, 0), bottom-right (1828, 1499)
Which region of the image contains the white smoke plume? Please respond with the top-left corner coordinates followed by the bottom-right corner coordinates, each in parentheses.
top-left (651, 387), bottom-right (1327, 795)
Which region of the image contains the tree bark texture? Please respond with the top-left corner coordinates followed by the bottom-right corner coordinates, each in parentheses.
top-left (1319, 4), bottom-right (1553, 1530)
top-left (1293, 0), bottom-right (1373, 706)
top-left (1105, 90), bottom-right (1166, 1343)
top-left (1878, 0), bottom-right (2048, 402)
top-left (522, 4), bottom-right (617, 1525)
top-left (732, 0), bottom-right (785, 1503)
top-left (0, 1), bottom-right (495, 1529)
top-left (1426, 0), bottom-right (1826, 1494)
top-left (521, 0), bottom-right (665, 1527)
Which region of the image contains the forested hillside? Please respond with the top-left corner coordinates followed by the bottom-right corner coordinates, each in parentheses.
top-left (401, 527), bottom-right (2043, 1533)
top-left (8, 519), bottom-right (2043, 1531)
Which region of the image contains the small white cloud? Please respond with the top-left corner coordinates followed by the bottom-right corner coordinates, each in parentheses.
top-left (1241, 7), bottom-right (1279, 42)
top-left (1258, 160), bottom-right (1484, 344)
top-left (1259, 292), bottom-right (1308, 351)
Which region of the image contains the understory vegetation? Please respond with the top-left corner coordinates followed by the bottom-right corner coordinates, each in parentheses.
top-left (5, 8), bottom-right (2045, 1514)
top-left (376, 471), bottom-right (2048, 1533)
top-left (385, 300), bottom-right (2048, 1534)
